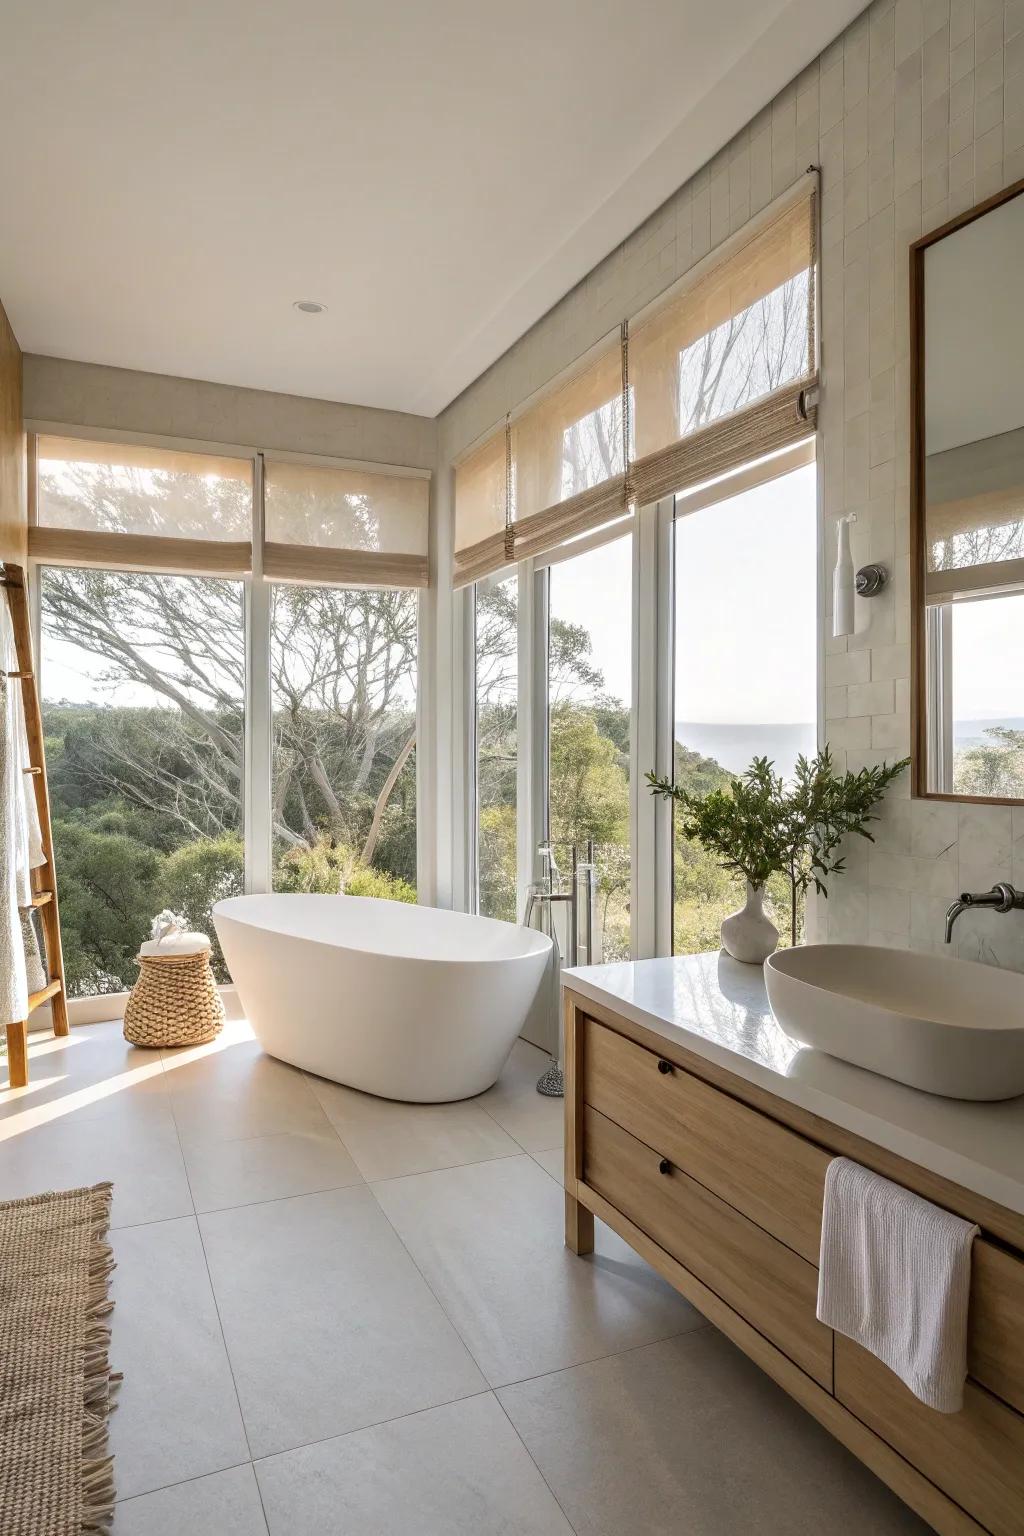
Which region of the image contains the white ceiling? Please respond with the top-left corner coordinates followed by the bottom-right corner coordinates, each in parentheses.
top-left (0, 0), bottom-right (864, 418)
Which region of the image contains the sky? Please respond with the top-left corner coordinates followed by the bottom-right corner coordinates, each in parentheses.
top-left (548, 465), bottom-right (819, 725)
top-left (951, 590), bottom-right (1024, 721)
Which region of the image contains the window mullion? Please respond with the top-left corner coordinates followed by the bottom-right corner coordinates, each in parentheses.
top-left (654, 497), bottom-right (676, 956)
top-left (244, 454), bottom-right (272, 894)
top-left (516, 557), bottom-right (547, 924)
top-left (632, 498), bottom-right (675, 958)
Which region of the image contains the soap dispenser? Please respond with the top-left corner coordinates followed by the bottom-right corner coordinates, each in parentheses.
top-left (832, 513), bottom-right (856, 638)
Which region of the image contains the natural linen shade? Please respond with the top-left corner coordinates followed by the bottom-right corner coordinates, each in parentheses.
top-left (263, 458), bottom-right (430, 588)
top-left (452, 336), bottom-right (627, 586)
top-left (925, 426), bottom-right (1024, 602)
top-left (31, 434), bottom-right (253, 575)
top-left (509, 335), bottom-right (628, 565)
top-left (453, 429), bottom-right (509, 588)
top-left (451, 174), bottom-right (818, 587)
top-left (628, 172), bottom-right (818, 506)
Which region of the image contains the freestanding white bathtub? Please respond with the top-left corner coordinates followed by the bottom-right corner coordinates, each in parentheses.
top-left (212, 894), bottom-right (553, 1102)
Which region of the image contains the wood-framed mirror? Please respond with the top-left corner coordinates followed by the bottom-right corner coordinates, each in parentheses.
top-left (911, 177), bottom-right (1024, 805)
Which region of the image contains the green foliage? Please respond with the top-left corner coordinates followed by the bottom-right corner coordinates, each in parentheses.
top-left (478, 804), bottom-right (518, 923)
top-left (648, 761), bottom-right (787, 889)
top-left (160, 835), bottom-right (244, 979)
top-left (344, 864), bottom-right (417, 903)
top-left (274, 835), bottom-right (415, 903)
top-left (954, 727), bottom-right (1024, 799)
top-left (53, 819), bottom-right (163, 995)
top-left (649, 747), bottom-right (910, 946)
top-left (549, 705), bottom-right (629, 850)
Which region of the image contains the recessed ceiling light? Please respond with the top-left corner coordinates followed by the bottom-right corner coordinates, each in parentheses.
top-left (293, 299), bottom-right (327, 314)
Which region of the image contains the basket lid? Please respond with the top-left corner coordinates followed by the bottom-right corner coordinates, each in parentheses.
top-left (139, 933), bottom-right (211, 957)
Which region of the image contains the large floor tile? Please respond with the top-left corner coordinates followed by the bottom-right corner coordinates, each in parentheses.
top-left (183, 1127), bottom-right (362, 1213)
top-left (309, 1074), bottom-right (521, 1180)
top-left (113, 1464), bottom-right (267, 1535)
top-left (199, 1185), bottom-right (486, 1457)
top-left (256, 1394), bottom-right (573, 1535)
top-left (110, 1218), bottom-right (250, 1501)
top-left (476, 1039), bottom-right (564, 1152)
top-left (165, 1039), bottom-right (332, 1145)
top-left (0, 1021), bottom-right (172, 1130)
top-left (531, 1147), bottom-right (565, 1185)
top-left (373, 1154), bottom-right (702, 1386)
top-left (0, 1112), bottom-right (192, 1228)
top-left (499, 1331), bottom-right (931, 1536)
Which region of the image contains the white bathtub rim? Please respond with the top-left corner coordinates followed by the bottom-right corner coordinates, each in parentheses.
top-left (213, 893), bottom-right (552, 970)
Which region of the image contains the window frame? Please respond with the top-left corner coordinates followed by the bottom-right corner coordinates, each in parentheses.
top-left (462, 437), bottom-right (820, 960)
top-left (27, 424), bottom-right (429, 929)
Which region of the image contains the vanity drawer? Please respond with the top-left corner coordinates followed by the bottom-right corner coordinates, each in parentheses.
top-left (582, 1104), bottom-right (833, 1389)
top-left (835, 1335), bottom-right (1024, 1536)
top-left (970, 1239), bottom-right (1024, 1416)
top-left (581, 1016), bottom-right (829, 1263)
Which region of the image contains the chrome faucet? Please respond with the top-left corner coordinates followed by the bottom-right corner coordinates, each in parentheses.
top-left (944, 882), bottom-right (1024, 943)
top-left (522, 839), bottom-right (597, 968)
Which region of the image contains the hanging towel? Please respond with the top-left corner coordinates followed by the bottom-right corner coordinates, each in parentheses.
top-left (816, 1156), bottom-right (978, 1413)
top-left (20, 907), bottom-right (47, 992)
top-left (0, 667), bottom-right (29, 1027)
top-left (0, 601), bottom-right (44, 907)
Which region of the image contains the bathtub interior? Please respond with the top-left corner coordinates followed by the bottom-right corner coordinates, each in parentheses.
top-left (214, 893), bottom-right (551, 963)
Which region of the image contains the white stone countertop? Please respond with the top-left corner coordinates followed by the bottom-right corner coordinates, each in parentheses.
top-left (562, 951), bottom-right (1024, 1219)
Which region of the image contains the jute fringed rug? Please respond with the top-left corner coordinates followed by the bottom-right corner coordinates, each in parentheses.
top-left (0, 1183), bottom-right (120, 1534)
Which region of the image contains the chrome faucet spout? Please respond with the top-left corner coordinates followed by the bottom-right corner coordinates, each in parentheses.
top-left (943, 883), bottom-right (1024, 943)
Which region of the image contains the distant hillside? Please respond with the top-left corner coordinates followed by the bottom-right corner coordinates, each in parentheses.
top-left (954, 718), bottom-right (1024, 749)
top-left (675, 722), bottom-right (817, 780)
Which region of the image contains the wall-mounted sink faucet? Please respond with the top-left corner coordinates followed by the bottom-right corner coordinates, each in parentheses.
top-left (944, 883), bottom-right (1024, 944)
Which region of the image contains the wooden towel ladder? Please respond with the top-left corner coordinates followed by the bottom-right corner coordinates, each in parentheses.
top-left (2, 562), bottom-right (68, 1087)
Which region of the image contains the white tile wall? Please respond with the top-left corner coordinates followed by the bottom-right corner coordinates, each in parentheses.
top-left (438, 0), bottom-right (1024, 971)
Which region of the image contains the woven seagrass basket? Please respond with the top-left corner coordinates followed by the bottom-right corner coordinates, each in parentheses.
top-left (123, 948), bottom-right (225, 1048)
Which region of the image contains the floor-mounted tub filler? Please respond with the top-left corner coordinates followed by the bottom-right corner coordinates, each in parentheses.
top-left (213, 894), bottom-right (553, 1102)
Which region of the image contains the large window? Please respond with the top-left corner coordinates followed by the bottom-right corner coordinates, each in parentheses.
top-left (474, 575), bottom-right (518, 920)
top-left (547, 535), bottom-right (632, 961)
top-left (34, 435), bottom-right (426, 997)
top-left (270, 585), bottom-right (417, 898)
top-left (40, 568), bottom-right (245, 995)
top-left (673, 460), bottom-right (817, 952)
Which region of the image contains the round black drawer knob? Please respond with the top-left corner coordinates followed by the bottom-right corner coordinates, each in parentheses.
top-left (657, 1059), bottom-right (673, 1075)
top-left (658, 1158), bottom-right (672, 1176)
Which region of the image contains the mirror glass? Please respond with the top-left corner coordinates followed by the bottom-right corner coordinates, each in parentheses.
top-left (917, 185), bottom-right (1024, 801)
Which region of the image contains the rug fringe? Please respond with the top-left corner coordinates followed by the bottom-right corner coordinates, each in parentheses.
top-left (81, 1184), bottom-right (118, 1534)
top-left (80, 1453), bottom-right (116, 1534)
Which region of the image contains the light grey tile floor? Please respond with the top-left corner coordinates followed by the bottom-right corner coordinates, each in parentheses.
top-left (1, 1019), bottom-right (931, 1535)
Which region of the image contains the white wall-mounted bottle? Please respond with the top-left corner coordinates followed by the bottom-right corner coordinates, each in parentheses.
top-left (832, 513), bottom-right (856, 638)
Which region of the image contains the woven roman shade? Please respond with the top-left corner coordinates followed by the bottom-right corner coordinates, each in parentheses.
top-left (453, 428), bottom-right (510, 589)
top-left (925, 426), bottom-right (1024, 601)
top-left (629, 172), bottom-right (818, 505)
top-left (453, 335), bottom-right (630, 584)
top-left (509, 335), bottom-right (629, 564)
top-left (32, 435), bottom-right (253, 575)
top-left (263, 457), bottom-right (430, 588)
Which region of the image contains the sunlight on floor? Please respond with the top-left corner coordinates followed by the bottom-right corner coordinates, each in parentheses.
top-left (0, 1016), bottom-right (259, 1140)
top-left (0, 1057), bottom-right (165, 1140)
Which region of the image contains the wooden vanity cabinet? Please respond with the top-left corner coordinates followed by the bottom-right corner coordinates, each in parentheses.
top-left (564, 989), bottom-right (1024, 1536)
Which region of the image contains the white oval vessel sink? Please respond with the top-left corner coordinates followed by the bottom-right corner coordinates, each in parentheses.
top-left (764, 944), bottom-right (1024, 1101)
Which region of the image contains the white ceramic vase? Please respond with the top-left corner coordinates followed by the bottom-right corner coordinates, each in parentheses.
top-left (720, 881), bottom-right (779, 964)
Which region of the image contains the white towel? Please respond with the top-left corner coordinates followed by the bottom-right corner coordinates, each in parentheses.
top-left (0, 670), bottom-right (28, 1027)
top-left (0, 601), bottom-right (45, 908)
top-left (816, 1156), bottom-right (978, 1413)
